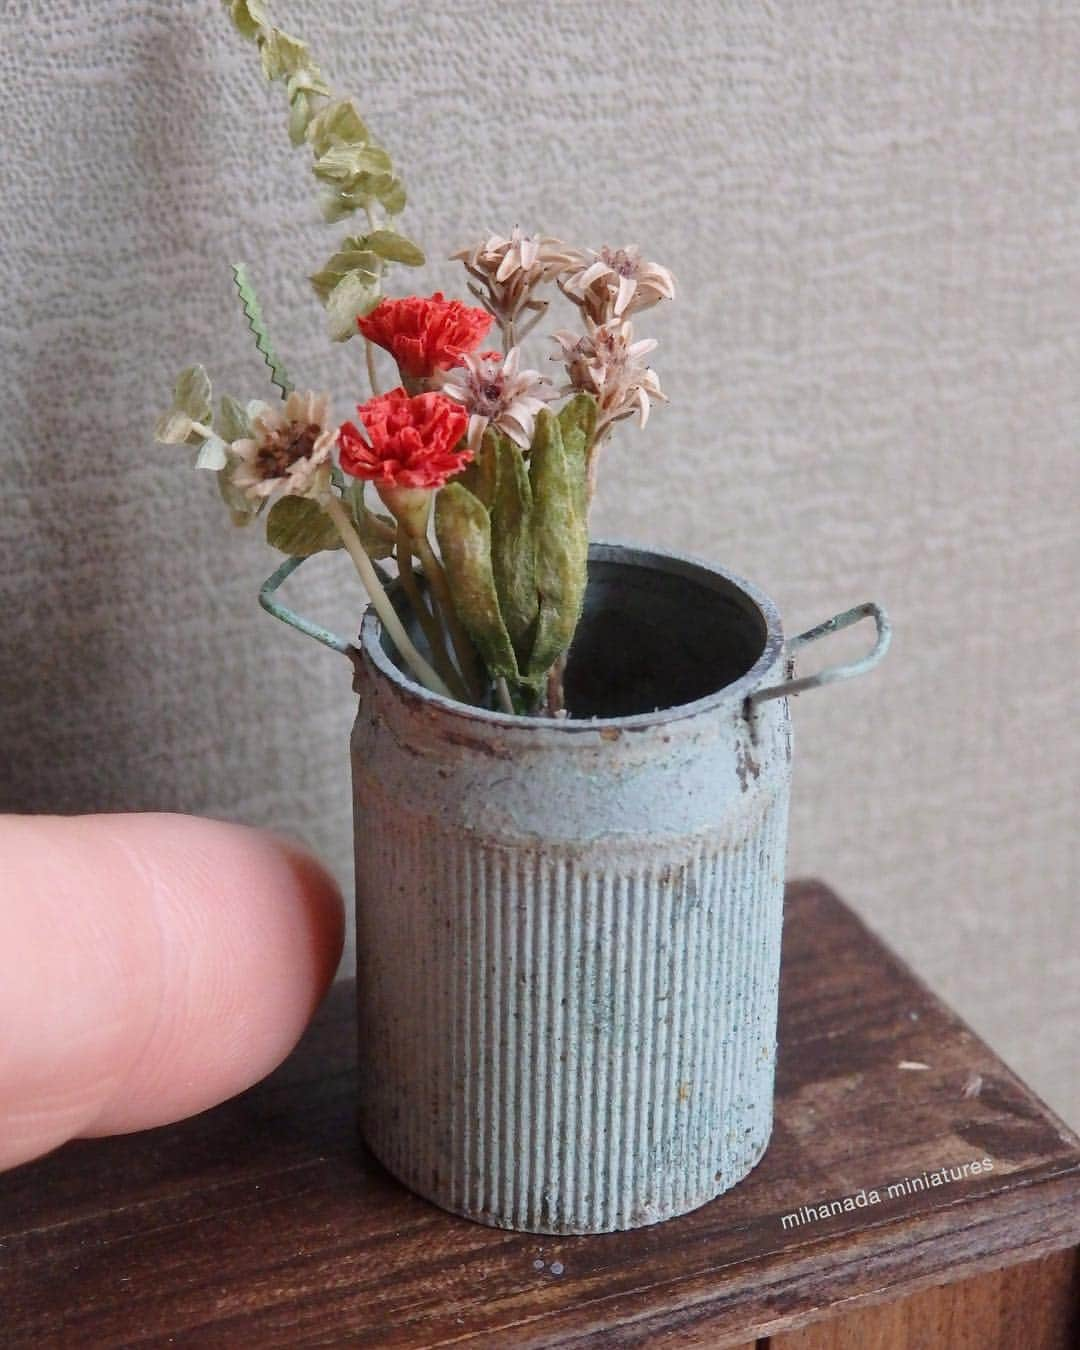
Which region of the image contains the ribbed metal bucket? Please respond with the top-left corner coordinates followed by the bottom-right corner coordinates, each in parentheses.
top-left (341, 542), bottom-right (889, 1234)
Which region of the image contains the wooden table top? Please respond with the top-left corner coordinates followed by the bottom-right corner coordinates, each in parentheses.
top-left (2, 881), bottom-right (1078, 1347)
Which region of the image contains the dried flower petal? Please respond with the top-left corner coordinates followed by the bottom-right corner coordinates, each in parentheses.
top-left (560, 244), bottom-right (676, 323)
top-left (438, 348), bottom-right (559, 452)
top-left (452, 227), bottom-right (580, 335)
top-left (552, 318), bottom-right (667, 434)
top-left (230, 390), bottom-right (336, 500)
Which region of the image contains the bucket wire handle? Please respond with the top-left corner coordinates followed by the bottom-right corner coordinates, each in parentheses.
top-left (750, 601), bottom-right (891, 706)
top-left (259, 554), bottom-right (356, 657)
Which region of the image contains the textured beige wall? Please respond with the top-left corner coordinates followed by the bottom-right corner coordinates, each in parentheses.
top-left (1, 2), bottom-right (1077, 1126)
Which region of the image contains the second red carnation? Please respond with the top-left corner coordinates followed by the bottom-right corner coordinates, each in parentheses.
top-left (337, 388), bottom-right (471, 490)
top-left (357, 292), bottom-right (493, 380)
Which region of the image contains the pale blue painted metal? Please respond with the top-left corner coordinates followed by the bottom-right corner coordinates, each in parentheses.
top-left (331, 542), bottom-right (889, 1233)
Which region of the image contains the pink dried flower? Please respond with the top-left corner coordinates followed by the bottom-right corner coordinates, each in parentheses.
top-left (452, 227), bottom-right (580, 340)
top-left (561, 244), bottom-right (676, 323)
top-left (438, 347), bottom-right (558, 452)
top-left (551, 318), bottom-right (667, 434)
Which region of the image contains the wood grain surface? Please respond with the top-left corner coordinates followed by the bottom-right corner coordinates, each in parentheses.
top-left (1, 881), bottom-right (1077, 1347)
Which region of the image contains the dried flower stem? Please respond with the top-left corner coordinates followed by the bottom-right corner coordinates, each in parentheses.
top-left (320, 493), bottom-right (452, 698)
top-left (396, 527), bottom-right (467, 701)
top-left (411, 533), bottom-right (486, 700)
top-left (365, 340), bottom-right (382, 397)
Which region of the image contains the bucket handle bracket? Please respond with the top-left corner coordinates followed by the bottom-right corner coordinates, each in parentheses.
top-left (259, 554), bottom-right (358, 658)
top-left (749, 601), bottom-right (891, 708)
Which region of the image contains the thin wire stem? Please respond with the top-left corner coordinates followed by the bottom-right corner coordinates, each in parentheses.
top-left (396, 526), bottom-right (467, 701)
top-left (321, 493), bottom-right (452, 698)
top-left (412, 533), bottom-right (486, 700)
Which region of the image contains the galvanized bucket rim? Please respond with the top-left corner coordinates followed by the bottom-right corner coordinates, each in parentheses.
top-left (359, 540), bottom-right (785, 733)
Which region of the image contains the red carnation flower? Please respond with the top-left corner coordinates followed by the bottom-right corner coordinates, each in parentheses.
top-left (338, 388), bottom-right (471, 490)
top-left (357, 292), bottom-right (493, 379)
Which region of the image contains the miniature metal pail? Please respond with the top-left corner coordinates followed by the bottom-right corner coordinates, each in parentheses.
top-left (261, 542), bottom-right (890, 1234)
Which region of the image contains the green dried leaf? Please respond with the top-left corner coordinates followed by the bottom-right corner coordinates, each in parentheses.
top-left (488, 432), bottom-right (537, 663)
top-left (524, 410), bottom-right (589, 679)
top-left (363, 229), bottom-right (425, 267)
top-left (325, 269), bottom-right (381, 342)
top-left (259, 28), bottom-right (312, 82)
top-left (434, 483), bottom-right (519, 682)
top-left (223, 0), bottom-right (268, 40)
top-left (264, 482), bottom-right (395, 557)
top-left (557, 392), bottom-right (597, 520)
top-left (266, 495), bottom-right (340, 555)
top-left (306, 98), bottom-right (370, 158)
top-left (309, 247), bottom-right (380, 302)
top-left (312, 143), bottom-right (394, 187)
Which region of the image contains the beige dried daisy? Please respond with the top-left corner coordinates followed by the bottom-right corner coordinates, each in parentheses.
top-left (231, 390), bottom-right (337, 500)
top-left (560, 244), bottom-right (676, 323)
top-left (452, 227), bottom-right (580, 345)
top-left (439, 347), bottom-right (558, 453)
top-left (551, 318), bottom-right (667, 434)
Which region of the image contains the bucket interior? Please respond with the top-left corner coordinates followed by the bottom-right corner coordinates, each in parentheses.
top-left (382, 546), bottom-right (771, 719)
top-left (563, 554), bottom-right (768, 718)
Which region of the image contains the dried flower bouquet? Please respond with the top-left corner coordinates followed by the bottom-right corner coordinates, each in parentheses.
top-left (155, 1), bottom-right (675, 716)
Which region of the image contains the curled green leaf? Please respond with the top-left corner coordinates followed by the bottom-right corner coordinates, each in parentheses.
top-left (488, 432), bottom-right (537, 664)
top-left (524, 410), bottom-right (589, 679)
top-left (434, 483), bottom-right (519, 682)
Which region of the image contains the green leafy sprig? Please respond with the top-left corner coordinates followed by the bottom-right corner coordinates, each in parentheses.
top-left (221, 1), bottom-right (425, 342)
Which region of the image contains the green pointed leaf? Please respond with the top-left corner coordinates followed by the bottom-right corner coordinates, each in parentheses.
top-left (434, 483), bottom-right (519, 681)
top-left (363, 229), bottom-right (425, 267)
top-left (488, 432), bottom-right (537, 663)
top-left (342, 480), bottom-right (395, 558)
top-left (524, 410), bottom-right (589, 679)
top-left (306, 98), bottom-right (370, 158)
top-left (325, 269), bottom-right (381, 342)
